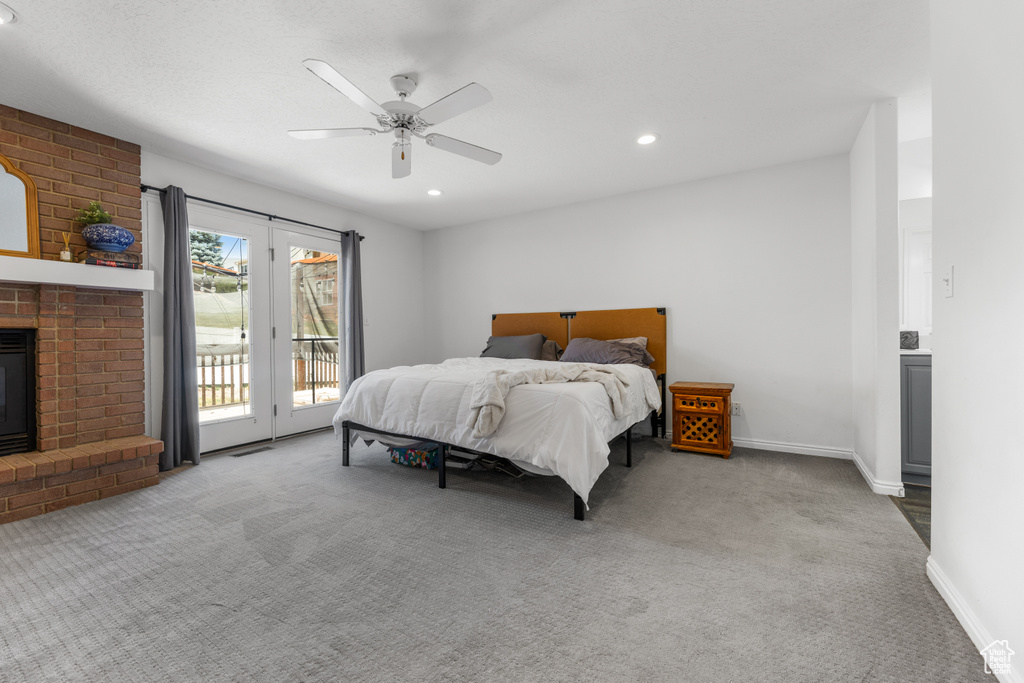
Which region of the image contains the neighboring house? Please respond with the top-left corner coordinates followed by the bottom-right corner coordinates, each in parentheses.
top-left (291, 252), bottom-right (338, 334)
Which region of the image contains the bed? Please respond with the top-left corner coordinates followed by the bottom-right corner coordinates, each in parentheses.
top-left (333, 307), bottom-right (667, 520)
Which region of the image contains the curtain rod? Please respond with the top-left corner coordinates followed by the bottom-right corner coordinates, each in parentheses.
top-left (140, 184), bottom-right (364, 241)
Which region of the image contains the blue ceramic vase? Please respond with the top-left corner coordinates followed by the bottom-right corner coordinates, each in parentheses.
top-left (81, 223), bottom-right (135, 253)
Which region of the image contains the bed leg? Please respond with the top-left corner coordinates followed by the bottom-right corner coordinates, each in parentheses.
top-left (437, 443), bottom-right (447, 489)
top-left (573, 493), bottom-right (585, 521)
top-left (626, 425), bottom-right (632, 468)
top-left (342, 422), bottom-right (350, 466)
top-left (660, 375), bottom-right (667, 438)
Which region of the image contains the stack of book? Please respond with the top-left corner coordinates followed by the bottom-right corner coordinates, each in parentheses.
top-left (75, 249), bottom-right (141, 269)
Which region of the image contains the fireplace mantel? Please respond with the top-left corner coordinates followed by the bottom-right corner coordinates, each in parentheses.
top-left (0, 255), bottom-right (154, 291)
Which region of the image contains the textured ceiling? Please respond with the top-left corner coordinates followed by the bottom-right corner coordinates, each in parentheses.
top-left (0, 0), bottom-right (929, 229)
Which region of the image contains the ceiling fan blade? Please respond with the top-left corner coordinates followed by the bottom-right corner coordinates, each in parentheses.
top-left (392, 144), bottom-right (411, 179)
top-left (425, 134), bottom-right (502, 165)
top-left (417, 83), bottom-right (492, 126)
top-left (288, 127), bottom-right (379, 140)
top-left (302, 59), bottom-right (388, 118)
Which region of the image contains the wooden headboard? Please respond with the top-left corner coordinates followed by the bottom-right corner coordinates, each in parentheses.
top-left (490, 307), bottom-right (666, 379)
top-left (570, 308), bottom-right (667, 380)
top-left (491, 311), bottom-right (569, 348)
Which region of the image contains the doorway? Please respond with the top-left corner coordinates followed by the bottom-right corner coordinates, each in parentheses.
top-left (187, 206), bottom-right (343, 452)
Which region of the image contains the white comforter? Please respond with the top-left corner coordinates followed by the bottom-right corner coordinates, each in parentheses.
top-left (332, 357), bottom-right (661, 505)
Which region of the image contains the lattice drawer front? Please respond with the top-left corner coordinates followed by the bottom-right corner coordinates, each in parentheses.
top-left (674, 395), bottom-right (724, 413)
top-left (677, 414), bottom-right (722, 445)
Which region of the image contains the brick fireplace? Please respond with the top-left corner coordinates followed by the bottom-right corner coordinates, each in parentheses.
top-left (0, 105), bottom-right (163, 525)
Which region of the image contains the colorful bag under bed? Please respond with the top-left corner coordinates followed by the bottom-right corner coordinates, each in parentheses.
top-left (388, 446), bottom-right (439, 470)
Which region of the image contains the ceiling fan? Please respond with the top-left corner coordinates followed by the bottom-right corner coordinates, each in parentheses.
top-left (289, 59), bottom-right (502, 179)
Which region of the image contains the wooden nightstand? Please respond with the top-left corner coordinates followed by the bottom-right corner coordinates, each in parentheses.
top-left (670, 382), bottom-right (734, 458)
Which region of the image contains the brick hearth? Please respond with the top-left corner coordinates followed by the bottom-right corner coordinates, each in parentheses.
top-left (0, 436), bottom-right (162, 525)
top-left (1, 104), bottom-right (163, 525)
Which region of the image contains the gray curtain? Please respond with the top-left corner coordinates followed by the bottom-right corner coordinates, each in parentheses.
top-left (341, 230), bottom-right (365, 391)
top-left (160, 186), bottom-right (200, 470)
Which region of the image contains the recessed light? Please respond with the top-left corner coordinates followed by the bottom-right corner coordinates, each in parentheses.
top-left (636, 134), bottom-right (658, 145)
top-left (427, 189), bottom-right (443, 196)
top-left (0, 2), bottom-right (17, 23)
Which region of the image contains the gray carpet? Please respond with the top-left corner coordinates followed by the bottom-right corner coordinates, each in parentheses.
top-left (0, 432), bottom-right (988, 682)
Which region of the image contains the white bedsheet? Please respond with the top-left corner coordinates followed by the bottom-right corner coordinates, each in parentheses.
top-left (332, 357), bottom-right (661, 505)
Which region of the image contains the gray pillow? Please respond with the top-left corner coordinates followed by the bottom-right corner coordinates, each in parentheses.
top-left (610, 339), bottom-right (656, 366)
top-left (560, 337), bottom-right (654, 367)
top-left (540, 340), bottom-right (564, 361)
top-left (609, 336), bottom-right (648, 348)
top-left (480, 333), bottom-right (546, 360)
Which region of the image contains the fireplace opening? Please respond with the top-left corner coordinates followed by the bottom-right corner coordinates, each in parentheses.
top-left (0, 329), bottom-right (36, 457)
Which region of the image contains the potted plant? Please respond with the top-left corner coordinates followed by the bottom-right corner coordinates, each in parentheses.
top-left (75, 201), bottom-right (135, 252)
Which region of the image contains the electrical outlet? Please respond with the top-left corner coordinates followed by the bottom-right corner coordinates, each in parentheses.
top-left (731, 402), bottom-right (742, 417)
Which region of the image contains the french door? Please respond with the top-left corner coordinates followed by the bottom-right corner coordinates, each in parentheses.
top-left (189, 207), bottom-right (273, 452)
top-left (271, 229), bottom-right (344, 437)
top-left (187, 209), bottom-right (342, 452)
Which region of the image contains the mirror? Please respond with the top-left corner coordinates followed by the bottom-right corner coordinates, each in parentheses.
top-left (0, 152), bottom-right (40, 260)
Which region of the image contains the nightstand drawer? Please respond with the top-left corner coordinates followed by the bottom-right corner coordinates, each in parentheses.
top-left (673, 394), bottom-right (726, 414)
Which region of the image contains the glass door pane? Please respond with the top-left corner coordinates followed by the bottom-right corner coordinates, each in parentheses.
top-left (289, 247), bottom-right (340, 408)
top-left (185, 206), bottom-right (272, 453)
top-left (190, 228), bottom-right (252, 423)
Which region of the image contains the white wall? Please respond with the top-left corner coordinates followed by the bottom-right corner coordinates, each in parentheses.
top-left (899, 197), bottom-right (932, 229)
top-left (930, 2), bottom-right (1024, 680)
top-left (849, 101), bottom-right (903, 495)
top-left (141, 151), bottom-right (426, 437)
top-left (898, 137), bottom-right (932, 200)
top-left (899, 198), bottom-right (932, 347)
top-left (423, 155), bottom-right (854, 456)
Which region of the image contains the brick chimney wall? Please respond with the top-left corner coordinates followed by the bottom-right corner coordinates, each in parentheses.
top-left (0, 104), bottom-right (162, 524)
top-left (0, 284), bottom-right (146, 451)
top-left (0, 104), bottom-right (142, 260)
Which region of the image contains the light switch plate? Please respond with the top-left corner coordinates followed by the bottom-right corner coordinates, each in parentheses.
top-left (943, 266), bottom-right (954, 298)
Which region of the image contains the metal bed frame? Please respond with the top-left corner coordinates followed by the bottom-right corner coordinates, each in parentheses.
top-left (340, 400), bottom-right (660, 521)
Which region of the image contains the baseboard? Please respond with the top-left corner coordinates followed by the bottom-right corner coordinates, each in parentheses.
top-left (664, 433), bottom-right (905, 497)
top-left (851, 449), bottom-right (905, 496)
top-left (927, 557), bottom-right (1022, 683)
top-left (730, 437), bottom-right (854, 461)
top-left (663, 432), bottom-right (855, 461)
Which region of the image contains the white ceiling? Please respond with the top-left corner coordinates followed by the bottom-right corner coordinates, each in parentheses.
top-left (0, 0), bottom-right (929, 230)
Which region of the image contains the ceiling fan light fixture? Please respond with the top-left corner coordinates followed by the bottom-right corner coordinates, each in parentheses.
top-left (636, 133), bottom-right (658, 145)
top-left (0, 2), bottom-right (18, 23)
top-left (427, 189), bottom-right (443, 196)
top-left (293, 59), bottom-right (502, 178)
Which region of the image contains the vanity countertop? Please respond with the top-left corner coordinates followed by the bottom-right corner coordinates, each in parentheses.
top-left (900, 349), bottom-right (932, 356)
